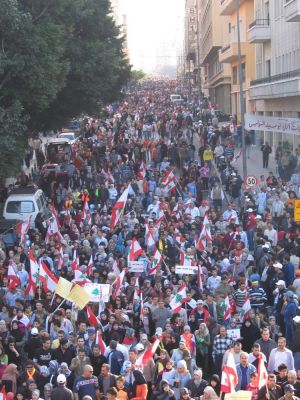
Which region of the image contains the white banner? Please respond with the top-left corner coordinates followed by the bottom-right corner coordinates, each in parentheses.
top-left (175, 265), bottom-right (197, 275)
top-left (83, 283), bottom-right (110, 302)
top-left (128, 261), bottom-right (144, 273)
top-left (245, 113), bottom-right (300, 135)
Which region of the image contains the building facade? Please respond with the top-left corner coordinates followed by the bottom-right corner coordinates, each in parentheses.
top-left (198, 0), bottom-right (231, 113)
top-left (248, 0), bottom-right (300, 149)
top-left (219, 0), bottom-right (255, 120)
top-left (184, 0), bottom-right (199, 91)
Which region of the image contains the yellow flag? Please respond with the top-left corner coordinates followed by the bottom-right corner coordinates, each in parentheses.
top-left (55, 277), bottom-right (73, 298)
top-left (66, 284), bottom-right (91, 309)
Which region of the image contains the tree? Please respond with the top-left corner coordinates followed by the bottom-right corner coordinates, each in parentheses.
top-left (130, 69), bottom-right (146, 83)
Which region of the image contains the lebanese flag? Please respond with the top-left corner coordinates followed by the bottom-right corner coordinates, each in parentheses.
top-left (137, 338), bottom-right (161, 366)
top-left (154, 210), bottom-right (166, 229)
top-left (39, 260), bottom-right (58, 292)
top-left (173, 229), bottom-right (185, 244)
top-left (196, 215), bottom-right (212, 251)
top-left (86, 305), bottom-right (100, 328)
top-left (112, 268), bottom-right (126, 300)
top-left (17, 216), bottom-right (32, 247)
top-left (74, 269), bottom-right (91, 286)
top-left (257, 353), bottom-right (268, 389)
top-left (170, 285), bottom-right (187, 313)
top-left (138, 161), bottom-right (146, 180)
top-left (110, 187), bottom-right (129, 229)
top-left (82, 199), bottom-right (91, 225)
top-left (179, 249), bottom-right (195, 266)
top-left (7, 261), bottom-right (21, 286)
top-left (128, 238), bottom-right (143, 261)
top-left (71, 249), bottom-right (79, 271)
top-left (223, 295), bottom-right (232, 321)
top-left (57, 245), bottom-right (64, 271)
top-left (96, 331), bottom-right (107, 355)
top-left (221, 351), bottom-right (238, 393)
top-left (24, 250), bottom-right (39, 297)
top-left (148, 247), bottom-right (162, 276)
top-left (86, 255), bottom-right (94, 276)
top-left (240, 294), bottom-right (251, 322)
top-left (140, 292), bottom-right (144, 320)
top-left (45, 206), bottom-right (63, 243)
top-left (112, 259), bottom-right (120, 276)
top-left (145, 224), bottom-right (155, 249)
top-left (161, 170), bottom-right (176, 187)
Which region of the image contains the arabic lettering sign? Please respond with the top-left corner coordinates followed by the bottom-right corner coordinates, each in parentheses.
top-left (83, 283), bottom-right (110, 302)
top-left (175, 265), bottom-right (198, 275)
top-left (128, 261), bottom-right (144, 273)
top-left (245, 113), bottom-right (300, 135)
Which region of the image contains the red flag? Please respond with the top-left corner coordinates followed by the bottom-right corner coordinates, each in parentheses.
top-left (221, 351), bottom-right (238, 393)
top-left (112, 269), bottom-right (126, 300)
top-left (137, 338), bottom-right (161, 366)
top-left (7, 261), bottom-right (21, 286)
top-left (39, 261), bottom-right (58, 292)
top-left (138, 161), bottom-right (146, 180)
top-left (86, 305), bottom-right (100, 328)
top-left (128, 238), bottom-right (143, 261)
top-left (257, 353), bottom-right (268, 389)
top-left (17, 216), bottom-right (32, 247)
top-left (223, 295), bottom-right (232, 321)
top-left (110, 187), bottom-right (129, 229)
top-left (96, 330), bottom-right (107, 355)
top-left (86, 255), bottom-right (94, 276)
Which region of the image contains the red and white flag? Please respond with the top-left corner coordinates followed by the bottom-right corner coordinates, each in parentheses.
top-left (197, 264), bottom-right (203, 291)
top-left (45, 205), bottom-right (63, 243)
top-left (24, 250), bottom-right (39, 297)
top-left (96, 331), bottom-right (107, 355)
top-left (17, 216), bottom-right (32, 247)
top-left (161, 170), bottom-right (176, 187)
top-left (138, 161), bottom-right (146, 180)
top-left (57, 245), bottom-right (64, 271)
top-left (223, 295), bottom-right (232, 321)
top-left (170, 285), bottom-right (187, 313)
top-left (109, 187), bottom-right (129, 229)
top-left (112, 258), bottom-right (120, 276)
top-left (240, 294), bottom-right (251, 322)
top-left (137, 338), bottom-right (161, 366)
top-left (82, 199), bottom-right (92, 225)
top-left (257, 353), bottom-right (268, 389)
top-left (196, 215), bottom-right (212, 251)
top-left (86, 255), bottom-right (94, 276)
top-left (148, 247), bottom-right (162, 276)
top-left (179, 249), bottom-right (195, 266)
top-left (112, 268), bottom-right (126, 300)
top-left (86, 305), bottom-right (100, 328)
top-left (221, 351), bottom-right (238, 393)
top-left (39, 260), bottom-right (58, 292)
top-left (128, 238), bottom-right (143, 261)
top-left (71, 249), bottom-right (80, 271)
top-left (145, 224), bottom-right (155, 249)
top-left (7, 261), bottom-right (21, 286)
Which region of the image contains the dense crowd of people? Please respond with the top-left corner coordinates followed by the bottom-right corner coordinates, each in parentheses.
top-left (1, 79), bottom-right (300, 400)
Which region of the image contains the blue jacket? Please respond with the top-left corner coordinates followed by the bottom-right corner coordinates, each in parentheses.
top-left (284, 300), bottom-right (297, 324)
top-left (284, 263), bottom-right (295, 286)
top-left (236, 363), bottom-right (256, 390)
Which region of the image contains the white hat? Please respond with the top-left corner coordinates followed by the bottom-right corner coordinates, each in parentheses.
top-left (255, 215), bottom-right (262, 219)
top-left (155, 327), bottom-right (163, 336)
top-left (135, 343), bottom-right (144, 352)
top-left (246, 208), bottom-right (253, 212)
top-left (276, 279), bottom-right (286, 286)
top-left (262, 244), bottom-right (270, 249)
top-left (274, 263), bottom-right (283, 270)
top-left (57, 374), bottom-right (66, 384)
top-left (293, 316), bottom-right (300, 324)
top-left (31, 328), bottom-right (39, 336)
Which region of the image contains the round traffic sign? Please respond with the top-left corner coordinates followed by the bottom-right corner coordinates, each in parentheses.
top-left (245, 175), bottom-right (258, 187)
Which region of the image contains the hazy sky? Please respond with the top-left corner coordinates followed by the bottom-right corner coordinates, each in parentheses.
top-left (117, 0), bottom-right (185, 72)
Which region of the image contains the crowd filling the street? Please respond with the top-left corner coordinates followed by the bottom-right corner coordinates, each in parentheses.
top-left (2, 79), bottom-right (300, 400)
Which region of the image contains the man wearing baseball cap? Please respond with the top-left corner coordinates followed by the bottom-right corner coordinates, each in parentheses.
top-left (51, 373), bottom-right (73, 400)
top-left (279, 384), bottom-right (300, 400)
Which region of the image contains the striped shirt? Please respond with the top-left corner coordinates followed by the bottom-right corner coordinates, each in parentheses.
top-left (212, 335), bottom-right (233, 358)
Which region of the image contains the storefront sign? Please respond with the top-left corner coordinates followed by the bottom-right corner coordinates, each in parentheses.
top-left (245, 114), bottom-right (300, 135)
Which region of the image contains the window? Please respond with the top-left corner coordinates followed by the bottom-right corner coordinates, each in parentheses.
top-left (232, 66), bottom-right (238, 84)
top-left (242, 63), bottom-right (246, 83)
top-left (6, 201), bottom-right (35, 214)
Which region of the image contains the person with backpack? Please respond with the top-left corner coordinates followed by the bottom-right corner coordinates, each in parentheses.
top-left (107, 340), bottom-right (125, 375)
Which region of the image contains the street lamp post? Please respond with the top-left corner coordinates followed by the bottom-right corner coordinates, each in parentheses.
top-left (235, 0), bottom-right (247, 179)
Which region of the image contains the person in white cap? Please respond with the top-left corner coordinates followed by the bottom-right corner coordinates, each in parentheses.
top-left (50, 374), bottom-right (73, 400)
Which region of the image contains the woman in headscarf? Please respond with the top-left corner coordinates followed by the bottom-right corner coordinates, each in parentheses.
top-left (208, 375), bottom-right (220, 396)
top-left (179, 387), bottom-right (193, 400)
top-left (173, 360), bottom-right (192, 400)
top-left (31, 388), bottom-right (43, 400)
top-left (200, 386), bottom-right (219, 400)
top-left (153, 349), bottom-right (170, 388)
top-left (240, 318), bottom-right (261, 353)
top-left (38, 366), bottom-right (50, 391)
top-left (194, 323), bottom-right (210, 377)
top-left (2, 363), bottom-right (18, 395)
top-left (151, 379), bottom-right (176, 400)
top-left (131, 370), bottom-right (148, 400)
top-left (48, 360), bottom-right (59, 385)
top-left (58, 362), bottom-right (74, 390)
top-left (0, 319), bottom-right (9, 342)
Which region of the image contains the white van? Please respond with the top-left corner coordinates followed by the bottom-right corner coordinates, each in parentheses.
top-left (3, 187), bottom-right (48, 226)
top-left (170, 94), bottom-right (184, 104)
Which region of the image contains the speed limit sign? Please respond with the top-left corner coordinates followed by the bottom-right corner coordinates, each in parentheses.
top-left (245, 175), bottom-right (258, 188)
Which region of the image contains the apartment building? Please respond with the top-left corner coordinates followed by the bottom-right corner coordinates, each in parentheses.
top-left (219, 0), bottom-right (255, 120)
top-left (184, 0), bottom-right (198, 89)
top-left (248, 0), bottom-right (300, 149)
top-left (198, 0), bottom-right (231, 113)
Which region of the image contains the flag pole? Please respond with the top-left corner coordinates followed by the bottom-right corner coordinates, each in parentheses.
top-left (52, 298), bottom-right (67, 314)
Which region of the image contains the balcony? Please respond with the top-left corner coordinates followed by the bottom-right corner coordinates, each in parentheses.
top-left (220, 0), bottom-right (246, 16)
top-left (248, 19), bottom-right (271, 43)
top-left (249, 69), bottom-right (300, 99)
top-left (284, 0), bottom-right (300, 22)
top-left (219, 42), bottom-right (248, 63)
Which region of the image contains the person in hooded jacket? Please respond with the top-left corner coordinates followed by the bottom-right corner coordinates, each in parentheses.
top-left (151, 380), bottom-right (176, 400)
top-left (131, 370), bottom-right (148, 400)
top-left (241, 318), bottom-right (261, 353)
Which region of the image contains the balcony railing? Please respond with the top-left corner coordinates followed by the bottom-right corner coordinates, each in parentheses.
top-left (221, 44), bottom-right (231, 53)
top-left (249, 18), bottom-right (270, 29)
top-left (250, 69), bottom-right (300, 86)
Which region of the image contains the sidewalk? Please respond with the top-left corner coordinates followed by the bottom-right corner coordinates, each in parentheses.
top-left (235, 145), bottom-right (277, 180)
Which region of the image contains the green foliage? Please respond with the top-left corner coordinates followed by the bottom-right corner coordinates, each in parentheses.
top-left (130, 69), bottom-right (147, 82)
top-left (0, 0), bottom-right (130, 181)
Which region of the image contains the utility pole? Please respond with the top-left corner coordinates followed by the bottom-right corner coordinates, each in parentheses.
top-left (195, 0), bottom-right (201, 96)
top-left (236, 0), bottom-right (247, 179)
